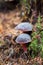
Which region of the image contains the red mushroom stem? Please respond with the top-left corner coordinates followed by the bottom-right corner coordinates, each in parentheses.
top-left (21, 44), bottom-right (27, 51)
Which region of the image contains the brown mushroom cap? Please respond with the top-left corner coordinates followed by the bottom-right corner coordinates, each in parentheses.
top-left (15, 22), bottom-right (33, 32)
top-left (15, 33), bottom-right (31, 44)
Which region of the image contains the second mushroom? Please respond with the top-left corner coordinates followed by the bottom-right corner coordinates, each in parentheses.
top-left (15, 22), bottom-right (33, 33)
top-left (15, 33), bottom-right (31, 51)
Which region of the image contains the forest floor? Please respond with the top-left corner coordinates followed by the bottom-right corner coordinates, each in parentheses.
top-left (0, 5), bottom-right (43, 65)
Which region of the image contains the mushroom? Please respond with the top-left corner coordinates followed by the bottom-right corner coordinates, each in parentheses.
top-left (15, 33), bottom-right (31, 51)
top-left (15, 22), bottom-right (33, 33)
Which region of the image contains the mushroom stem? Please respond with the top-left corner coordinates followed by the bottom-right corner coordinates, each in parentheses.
top-left (21, 44), bottom-right (27, 52)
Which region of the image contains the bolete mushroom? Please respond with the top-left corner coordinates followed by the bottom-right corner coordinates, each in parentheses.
top-left (15, 33), bottom-right (31, 51)
top-left (15, 22), bottom-right (33, 33)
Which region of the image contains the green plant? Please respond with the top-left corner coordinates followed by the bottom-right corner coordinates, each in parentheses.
top-left (20, 0), bottom-right (31, 14)
top-left (28, 37), bottom-right (41, 58)
top-left (36, 14), bottom-right (41, 30)
top-left (40, 31), bottom-right (43, 58)
top-left (28, 14), bottom-right (43, 58)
